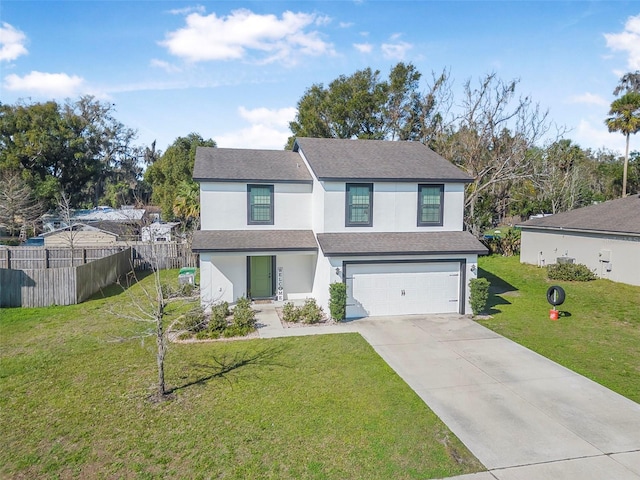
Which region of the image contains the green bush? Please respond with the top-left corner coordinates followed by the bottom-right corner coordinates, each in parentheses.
top-left (180, 282), bottom-right (195, 296)
top-left (484, 229), bottom-right (521, 256)
top-left (0, 239), bottom-right (20, 246)
top-left (282, 302), bottom-right (301, 323)
top-left (181, 307), bottom-right (207, 333)
top-left (547, 263), bottom-right (596, 281)
top-left (223, 324), bottom-right (253, 338)
top-left (329, 282), bottom-right (347, 322)
top-left (231, 297), bottom-right (256, 330)
top-left (208, 301), bottom-right (230, 332)
top-left (469, 278), bottom-right (490, 316)
top-left (281, 299), bottom-right (325, 324)
top-left (299, 298), bottom-right (324, 324)
top-left (160, 283), bottom-right (171, 300)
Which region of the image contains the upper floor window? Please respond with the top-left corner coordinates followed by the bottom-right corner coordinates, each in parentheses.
top-left (418, 184), bottom-right (444, 226)
top-left (247, 184), bottom-right (274, 225)
top-left (346, 183), bottom-right (373, 227)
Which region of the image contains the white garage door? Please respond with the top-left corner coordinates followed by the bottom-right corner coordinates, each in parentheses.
top-left (346, 262), bottom-right (461, 318)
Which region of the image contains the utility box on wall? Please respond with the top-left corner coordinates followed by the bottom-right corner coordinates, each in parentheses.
top-left (599, 249), bottom-right (611, 263)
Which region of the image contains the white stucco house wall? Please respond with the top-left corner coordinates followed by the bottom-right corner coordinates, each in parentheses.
top-left (193, 137), bottom-right (487, 318)
top-left (518, 194), bottom-right (640, 286)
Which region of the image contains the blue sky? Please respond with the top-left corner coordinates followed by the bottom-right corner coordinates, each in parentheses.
top-left (1, 1), bottom-right (639, 154)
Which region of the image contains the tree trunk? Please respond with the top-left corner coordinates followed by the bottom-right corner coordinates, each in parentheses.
top-left (623, 133), bottom-right (630, 198)
top-left (156, 301), bottom-right (166, 398)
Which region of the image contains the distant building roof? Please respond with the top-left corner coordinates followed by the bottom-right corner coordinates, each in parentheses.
top-left (73, 207), bottom-right (146, 223)
top-left (41, 223), bottom-right (119, 238)
top-left (293, 137), bottom-right (472, 182)
top-left (518, 194), bottom-right (640, 236)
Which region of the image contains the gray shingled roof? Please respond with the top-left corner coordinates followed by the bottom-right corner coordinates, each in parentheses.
top-left (192, 230), bottom-right (318, 252)
top-left (193, 147), bottom-right (313, 183)
top-left (518, 194), bottom-right (640, 235)
top-left (293, 137), bottom-right (472, 182)
top-left (316, 231), bottom-right (488, 256)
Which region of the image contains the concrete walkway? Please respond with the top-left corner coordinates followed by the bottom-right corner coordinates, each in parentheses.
top-left (255, 304), bottom-right (640, 479)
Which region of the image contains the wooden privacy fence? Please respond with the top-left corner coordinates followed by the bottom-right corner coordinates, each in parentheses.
top-left (0, 248), bottom-right (134, 308)
top-left (0, 242), bottom-right (197, 271)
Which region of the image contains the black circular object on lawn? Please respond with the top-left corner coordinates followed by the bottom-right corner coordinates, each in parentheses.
top-left (546, 286), bottom-right (565, 306)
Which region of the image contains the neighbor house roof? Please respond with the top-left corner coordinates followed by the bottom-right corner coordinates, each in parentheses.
top-left (41, 223), bottom-right (119, 238)
top-left (73, 207), bottom-right (146, 222)
top-left (193, 147), bottom-right (313, 183)
top-left (518, 194), bottom-right (640, 236)
top-left (293, 137), bottom-right (472, 182)
top-left (316, 231), bottom-right (488, 256)
top-left (192, 230), bottom-right (318, 252)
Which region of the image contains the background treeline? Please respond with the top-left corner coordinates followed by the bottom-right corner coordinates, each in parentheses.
top-left (1, 64), bottom-right (638, 238)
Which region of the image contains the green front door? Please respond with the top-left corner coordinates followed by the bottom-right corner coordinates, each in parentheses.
top-left (250, 256), bottom-right (273, 298)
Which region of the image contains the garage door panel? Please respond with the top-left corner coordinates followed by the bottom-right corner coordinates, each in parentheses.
top-left (346, 262), bottom-right (461, 318)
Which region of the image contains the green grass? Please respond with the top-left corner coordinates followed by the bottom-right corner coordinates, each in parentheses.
top-left (478, 255), bottom-right (640, 403)
top-left (0, 270), bottom-right (482, 479)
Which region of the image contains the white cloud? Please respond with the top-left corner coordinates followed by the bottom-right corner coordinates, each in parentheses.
top-left (238, 106), bottom-right (296, 127)
top-left (167, 5), bottom-right (206, 15)
top-left (160, 9), bottom-right (336, 64)
top-left (381, 40), bottom-right (412, 60)
top-left (0, 22), bottom-right (28, 62)
top-left (339, 22), bottom-right (354, 28)
top-left (354, 43), bottom-right (373, 53)
top-left (150, 59), bottom-right (182, 73)
top-left (573, 118), bottom-right (626, 154)
top-left (567, 92), bottom-right (608, 107)
top-left (4, 71), bottom-right (84, 97)
top-left (604, 13), bottom-right (640, 70)
top-left (215, 106), bottom-right (296, 149)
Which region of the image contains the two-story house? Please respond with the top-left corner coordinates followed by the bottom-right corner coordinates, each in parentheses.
top-left (193, 137), bottom-right (487, 318)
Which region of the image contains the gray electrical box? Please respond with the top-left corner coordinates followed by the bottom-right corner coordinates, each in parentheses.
top-left (598, 249), bottom-right (611, 262)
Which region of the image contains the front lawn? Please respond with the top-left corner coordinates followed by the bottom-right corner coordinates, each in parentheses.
top-left (478, 256), bottom-right (640, 403)
top-left (0, 271), bottom-right (482, 479)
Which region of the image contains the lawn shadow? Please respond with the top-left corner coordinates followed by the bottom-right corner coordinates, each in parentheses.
top-left (167, 343), bottom-right (289, 395)
top-left (479, 267), bottom-right (518, 315)
top-left (87, 269), bottom-right (154, 300)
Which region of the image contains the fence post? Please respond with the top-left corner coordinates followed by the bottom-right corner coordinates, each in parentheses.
top-left (6, 249), bottom-right (10, 270)
top-left (45, 248), bottom-right (49, 269)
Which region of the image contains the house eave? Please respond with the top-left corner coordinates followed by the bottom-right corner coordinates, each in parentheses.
top-left (518, 224), bottom-right (640, 238)
top-left (323, 249), bottom-right (488, 257)
top-left (316, 176), bottom-right (473, 184)
top-left (193, 246), bottom-right (318, 253)
top-left (194, 177), bottom-right (313, 185)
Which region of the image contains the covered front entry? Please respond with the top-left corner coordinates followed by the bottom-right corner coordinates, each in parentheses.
top-left (345, 261), bottom-right (463, 318)
top-left (248, 256), bottom-right (275, 298)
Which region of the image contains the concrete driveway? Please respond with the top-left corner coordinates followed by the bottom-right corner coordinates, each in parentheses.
top-left (354, 315), bottom-right (640, 479)
top-left (257, 307), bottom-right (640, 478)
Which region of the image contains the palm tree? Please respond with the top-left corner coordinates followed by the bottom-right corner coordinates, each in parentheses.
top-left (172, 180), bottom-right (199, 222)
top-left (605, 91), bottom-right (640, 197)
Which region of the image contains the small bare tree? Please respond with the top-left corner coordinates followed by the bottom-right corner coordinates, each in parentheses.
top-left (114, 216), bottom-right (203, 401)
top-left (0, 171), bottom-right (43, 238)
top-left (55, 191), bottom-right (81, 265)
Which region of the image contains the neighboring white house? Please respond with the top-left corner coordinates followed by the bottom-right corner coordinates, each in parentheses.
top-left (193, 137), bottom-right (487, 318)
top-left (518, 194), bottom-right (640, 286)
top-left (142, 222), bottom-right (181, 243)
